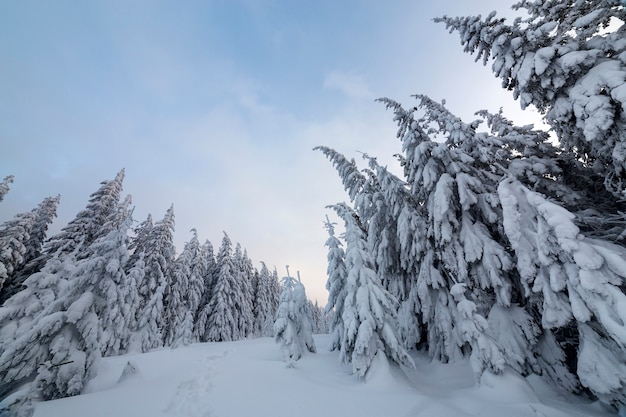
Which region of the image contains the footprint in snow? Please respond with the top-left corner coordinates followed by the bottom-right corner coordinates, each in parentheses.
top-left (163, 350), bottom-right (229, 417)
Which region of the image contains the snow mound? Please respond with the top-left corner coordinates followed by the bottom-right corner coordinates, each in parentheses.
top-left (363, 349), bottom-right (411, 390)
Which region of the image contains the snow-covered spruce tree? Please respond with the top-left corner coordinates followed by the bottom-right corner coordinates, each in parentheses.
top-left (46, 169), bottom-right (125, 260)
top-left (308, 300), bottom-right (324, 334)
top-left (274, 273), bottom-right (300, 366)
top-left (254, 262), bottom-right (278, 337)
top-left (319, 93), bottom-right (602, 373)
top-left (0, 211), bottom-right (37, 295)
top-left (243, 250), bottom-right (257, 337)
top-left (0, 192), bottom-right (134, 407)
top-left (322, 215), bottom-right (348, 350)
top-left (163, 229), bottom-right (204, 348)
top-left (130, 206), bottom-right (175, 352)
top-left (332, 203), bottom-right (414, 378)
top-left (185, 232), bottom-right (207, 343)
top-left (319, 89), bottom-right (626, 407)
top-left (319, 106), bottom-right (499, 367)
top-left (16, 170), bottom-right (126, 286)
top-left (193, 239), bottom-right (216, 342)
top-left (126, 214), bottom-right (153, 271)
top-left (269, 268), bottom-right (282, 315)
top-left (499, 176), bottom-right (626, 406)
top-left (70, 196), bottom-right (137, 357)
top-left (0, 195), bottom-right (60, 302)
top-left (0, 175), bottom-right (14, 203)
top-left (0, 171), bottom-right (126, 355)
top-left (204, 232), bottom-right (242, 342)
top-left (0, 250), bottom-right (78, 406)
top-left (375, 164), bottom-right (427, 351)
top-left (314, 147), bottom-right (427, 351)
top-left (380, 96), bottom-right (592, 371)
top-left (273, 268), bottom-right (316, 367)
top-left (162, 232), bottom-right (192, 347)
top-left (233, 244), bottom-right (255, 339)
top-left (20, 195), bottom-right (61, 271)
top-left (436, 1), bottom-right (626, 199)
top-left (293, 272), bottom-right (316, 351)
top-left (122, 254), bottom-right (142, 351)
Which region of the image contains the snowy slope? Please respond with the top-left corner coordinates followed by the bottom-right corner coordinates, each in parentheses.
top-left (33, 335), bottom-right (612, 417)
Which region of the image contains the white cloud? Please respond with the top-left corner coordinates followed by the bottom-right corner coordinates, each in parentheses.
top-left (323, 70), bottom-right (374, 100)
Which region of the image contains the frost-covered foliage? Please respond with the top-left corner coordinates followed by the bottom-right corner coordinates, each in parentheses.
top-left (204, 233), bottom-right (242, 342)
top-left (193, 240), bottom-right (216, 342)
top-left (126, 214), bottom-right (153, 273)
top-left (322, 215), bottom-right (348, 350)
top-left (318, 85), bottom-right (626, 407)
top-left (254, 262), bottom-right (280, 337)
top-left (163, 230), bottom-right (197, 347)
top-left (131, 206), bottom-right (175, 352)
top-left (233, 244), bottom-right (255, 338)
top-left (12, 171), bottom-right (126, 302)
top-left (436, 0), bottom-right (626, 198)
top-left (0, 213), bottom-right (34, 295)
top-left (274, 270), bottom-right (316, 366)
top-left (0, 170), bottom-right (128, 408)
top-left (0, 175), bottom-right (14, 203)
top-left (0, 195), bottom-right (60, 303)
top-left (308, 299), bottom-right (327, 334)
top-left (499, 177), bottom-right (626, 404)
top-left (0, 192), bottom-right (135, 407)
top-left (0, 199), bottom-right (53, 308)
top-left (46, 170), bottom-right (125, 260)
top-left (332, 204), bottom-right (413, 378)
top-left (0, 254), bottom-right (90, 403)
top-left (163, 229), bottom-right (206, 348)
top-left (183, 232), bottom-right (207, 344)
top-left (75, 196), bottom-right (137, 357)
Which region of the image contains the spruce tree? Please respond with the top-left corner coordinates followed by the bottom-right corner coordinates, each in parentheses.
top-left (17, 170), bottom-right (125, 283)
top-left (22, 195), bottom-right (61, 269)
top-left (233, 244), bottom-right (255, 338)
top-left (273, 268), bottom-right (316, 367)
top-left (164, 229), bottom-right (203, 348)
top-left (0, 192), bottom-right (134, 407)
top-left (47, 169), bottom-right (125, 258)
top-left (322, 215), bottom-right (348, 351)
top-left (0, 195), bottom-right (60, 303)
top-left (127, 214), bottom-right (153, 272)
top-left (0, 250), bottom-right (79, 405)
top-left (254, 262), bottom-right (277, 337)
top-left (185, 232), bottom-right (206, 343)
top-left (162, 235), bottom-right (191, 347)
top-left (193, 240), bottom-right (216, 342)
top-left (0, 212), bottom-right (35, 295)
top-left (333, 203), bottom-right (413, 377)
top-left (132, 206), bottom-right (175, 352)
top-left (205, 233), bottom-right (242, 342)
top-left (269, 267), bottom-right (282, 318)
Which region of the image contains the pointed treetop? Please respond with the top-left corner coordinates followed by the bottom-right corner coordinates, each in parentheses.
top-left (324, 215), bottom-right (338, 236)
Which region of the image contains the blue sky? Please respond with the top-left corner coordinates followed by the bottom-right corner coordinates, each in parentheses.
top-left (0, 0), bottom-right (542, 303)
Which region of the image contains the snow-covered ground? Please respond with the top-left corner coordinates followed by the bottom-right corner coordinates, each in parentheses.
top-left (33, 335), bottom-right (612, 417)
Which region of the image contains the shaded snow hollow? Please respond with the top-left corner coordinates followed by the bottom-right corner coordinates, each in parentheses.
top-left (33, 335), bottom-right (612, 417)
